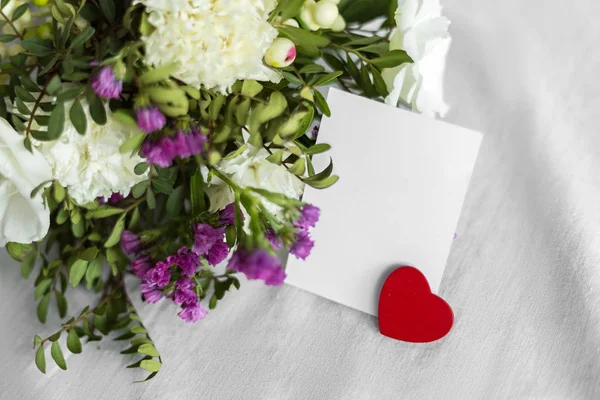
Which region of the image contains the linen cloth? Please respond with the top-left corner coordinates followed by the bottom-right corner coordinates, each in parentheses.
top-left (2, 0), bottom-right (600, 398)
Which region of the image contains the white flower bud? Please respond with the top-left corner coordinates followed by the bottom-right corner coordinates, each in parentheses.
top-left (300, 0), bottom-right (320, 31)
top-left (330, 14), bottom-right (346, 32)
top-left (264, 37), bottom-right (296, 68)
top-left (283, 18), bottom-right (300, 28)
top-left (313, 0), bottom-right (339, 28)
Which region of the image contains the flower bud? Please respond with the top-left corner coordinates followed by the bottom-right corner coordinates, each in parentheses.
top-left (330, 14), bottom-right (346, 32)
top-left (283, 19), bottom-right (300, 28)
top-left (36, 23), bottom-right (53, 40)
top-left (313, 0), bottom-right (339, 28)
top-left (264, 37), bottom-right (296, 68)
top-left (32, 0), bottom-right (50, 6)
top-left (299, 0), bottom-right (320, 31)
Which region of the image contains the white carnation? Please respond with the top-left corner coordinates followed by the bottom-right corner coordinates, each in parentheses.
top-left (35, 102), bottom-right (148, 205)
top-left (205, 146), bottom-right (305, 215)
top-left (139, 0), bottom-right (281, 93)
top-left (382, 0), bottom-right (451, 117)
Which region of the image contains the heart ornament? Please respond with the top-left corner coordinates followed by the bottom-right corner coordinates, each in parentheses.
top-left (378, 266), bottom-right (454, 343)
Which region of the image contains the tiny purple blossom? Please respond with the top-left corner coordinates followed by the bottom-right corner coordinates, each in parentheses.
top-left (176, 246), bottom-right (200, 276)
top-left (295, 204), bottom-right (320, 230)
top-left (220, 203), bottom-right (244, 226)
top-left (130, 255), bottom-right (152, 278)
top-left (136, 106), bottom-right (166, 134)
top-left (173, 278), bottom-right (196, 305)
top-left (228, 248), bottom-right (285, 286)
top-left (121, 230), bottom-right (142, 255)
top-left (178, 299), bottom-right (207, 323)
top-left (173, 130), bottom-right (207, 159)
top-left (145, 261), bottom-right (171, 287)
top-left (265, 228), bottom-right (282, 250)
top-left (193, 224), bottom-right (225, 255)
top-left (91, 66), bottom-right (122, 99)
top-left (141, 137), bottom-right (177, 168)
top-left (290, 229), bottom-right (314, 260)
top-left (311, 125), bottom-right (319, 138)
top-left (141, 283), bottom-right (163, 304)
top-left (207, 241), bottom-right (229, 266)
top-left (98, 192), bottom-right (124, 205)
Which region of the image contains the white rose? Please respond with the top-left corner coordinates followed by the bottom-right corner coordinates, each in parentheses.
top-left (0, 118), bottom-right (52, 246)
top-left (205, 146), bottom-right (305, 215)
top-left (382, 0), bottom-right (451, 117)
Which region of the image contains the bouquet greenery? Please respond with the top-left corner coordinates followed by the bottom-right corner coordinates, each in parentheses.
top-left (0, 0), bottom-right (450, 380)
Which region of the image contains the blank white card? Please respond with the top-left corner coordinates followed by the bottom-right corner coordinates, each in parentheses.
top-left (286, 89), bottom-right (482, 316)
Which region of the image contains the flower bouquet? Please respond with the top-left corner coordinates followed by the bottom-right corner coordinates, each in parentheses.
top-left (0, 0), bottom-right (450, 380)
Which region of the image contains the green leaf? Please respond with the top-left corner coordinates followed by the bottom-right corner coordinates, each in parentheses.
top-left (359, 62), bottom-right (375, 97)
top-left (51, 342), bottom-right (67, 370)
top-left (288, 158), bottom-right (306, 175)
top-left (99, 0), bottom-right (116, 23)
top-left (35, 279), bottom-right (52, 300)
top-left (112, 109), bottom-right (138, 127)
top-left (67, 329), bottom-right (82, 354)
top-left (140, 64), bottom-right (178, 85)
top-left (138, 344), bottom-right (159, 357)
top-left (370, 65), bottom-right (389, 97)
top-left (69, 26), bottom-right (95, 49)
top-left (69, 259), bottom-right (88, 287)
top-left (130, 325), bottom-right (148, 334)
top-left (57, 87), bottom-right (84, 102)
top-left (134, 162), bottom-right (149, 175)
top-left (299, 64), bottom-right (326, 74)
top-left (357, 42), bottom-right (389, 55)
top-left (313, 71), bottom-right (343, 87)
top-left (11, 3), bottom-right (28, 21)
top-left (140, 359), bottom-right (162, 372)
top-left (15, 98), bottom-right (30, 115)
top-left (190, 169), bottom-right (206, 215)
top-left (277, 26), bottom-right (329, 48)
top-left (69, 99), bottom-right (87, 134)
top-left (313, 90), bottom-right (331, 117)
top-left (166, 185), bottom-right (185, 218)
top-left (304, 158), bottom-right (333, 181)
top-left (235, 98), bottom-right (251, 125)
top-left (152, 179), bottom-right (173, 195)
top-left (21, 252), bottom-right (36, 279)
top-left (241, 80), bottom-right (263, 97)
top-left (47, 101), bottom-right (66, 140)
top-left (21, 38), bottom-right (53, 56)
top-left (34, 335), bottom-right (42, 349)
top-left (370, 50), bottom-right (412, 69)
top-left (37, 293), bottom-right (51, 323)
top-left (280, 0), bottom-right (304, 19)
top-left (90, 97), bottom-right (107, 125)
top-left (105, 213), bottom-right (126, 247)
top-left (306, 175), bottom-right (339, 189)
top-left (14, 86), bottom-right (36, 103)
top-left (266, 149), bottom-right (284, 165)
top-left (132, 181), bottom-right (147, 199)
top-left (346, 35), bottom-right (382, 47)
top-left (339, 0), bottom-right (390, 23)
top-left (305, 143), bottom-right (331, 155)
top-left (80, 247), bottom-right (99, 261)
top-left (35, 345), bottom-right (46, 374)
top-left (86, 256), bottom-right (103, 290)
top-left (119, 132), bottom-right (145, 154)
top-left (0, 34), bottom-right (16, 43)
top-left (55, 291), bottom-right (68, 318)
top-left (86, 206), bottom-right (125, 219)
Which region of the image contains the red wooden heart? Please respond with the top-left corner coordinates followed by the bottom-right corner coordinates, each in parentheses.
top-left (378, 266), bottom-right (454, 343)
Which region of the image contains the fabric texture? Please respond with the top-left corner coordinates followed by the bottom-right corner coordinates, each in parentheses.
top-left (2, 0), bottom-right (600, 398)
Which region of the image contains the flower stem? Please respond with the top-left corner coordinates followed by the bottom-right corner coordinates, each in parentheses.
top-left (0, 9), bottom-right (24, 40)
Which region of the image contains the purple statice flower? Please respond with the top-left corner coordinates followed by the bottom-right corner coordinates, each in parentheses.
top-left (141, 283), bottom-right (163, 304)
top-left (295, 204), bottom-right (320, 230)
top-left (311, 125), bottom-right (319, 138)
top-left (91, 66), bottom-right (122, 99)
top-left (98, 192), bottom-right (124, 205)
top-left (228, 248), bottom-right (286, 286)
top-left (121, 231), bottom-right (142, 255)
top-left (178, 299), bottom-right (207, 323)
top-left (172, 129), bottom-right (207, 159)
top-left (175, 246), bottom-right (200, 276)
top-left (145, 261), bottom-right (171, 288)
top-left (219, 203), bottom-right (237, 225)
top-left (193, 224), bottom-right (225, 255)
top-left (207, 241), bottom-right (229, 266)
top-left (141, 136), bottom-right (177, 168)
top-left (173, 278), bottom-right (197, 305)
top-left (130, 255), bottom-right (152, 279)
top-left (137, 106), bottom-right (166, 134)
top-left (290, 229), bottom-right (314, 260)
top-left (265, 228), bottom-right (282, 250)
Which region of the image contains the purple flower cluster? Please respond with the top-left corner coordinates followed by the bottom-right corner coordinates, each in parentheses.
top-left (137, 106), bottom-right (166, 134)
top-left (141, 130), bottom-right (207, 168)
top-left (98, 192), bottom-right (125, 205)
top-left (91, 66), bottom-right (122, 99)
top-left (121, 230), bottom-right (142, 256)
top-left (173, 278), bottom-right (207, 323)
top-left (131, 255), bottom-right (152, 279)
top-left (139, 246), bottom-right (208, 322)
top-left (289, 204), bottom-right (320, 260)
top-left (228, 248), bottom-right (285, 286)
top-left (220, 203), bottom-right (243, 226)
top-left (193, 223), bottom-right (229, 266)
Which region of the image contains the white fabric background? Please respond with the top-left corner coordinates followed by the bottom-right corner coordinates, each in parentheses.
top-left (2, 0), bottom-right (600, 398)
